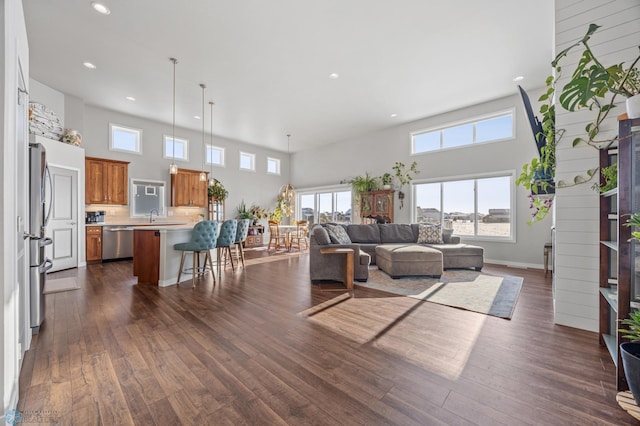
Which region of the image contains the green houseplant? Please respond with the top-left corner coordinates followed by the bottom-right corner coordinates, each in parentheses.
top-left (235, 200), bottom-right (256, 221)
top-left (208, 178), bottom-right (228, 201)
top-left (381, 172), bottom-right (393, 189)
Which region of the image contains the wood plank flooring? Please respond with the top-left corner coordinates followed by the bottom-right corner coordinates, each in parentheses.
top-left (17, 251), bottom-right (636, 425)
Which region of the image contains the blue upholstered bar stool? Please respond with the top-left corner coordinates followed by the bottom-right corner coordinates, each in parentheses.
top-left (233, 219), bottom-right (251, 268)
top-left (217, 219), bottom-right (238, 271)
top-left (174, 220), bottom-right (219, 287)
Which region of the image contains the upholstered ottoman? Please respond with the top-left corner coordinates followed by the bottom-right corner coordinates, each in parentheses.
top-left (375, 244), bottom-right (443, 278)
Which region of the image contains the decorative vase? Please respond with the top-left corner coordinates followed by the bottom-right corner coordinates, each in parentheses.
top-left (621, 342), bottom-right (640, 405)
top-left (627, 94), bottom-right (640, 119)
top-left (383, 184), bottom-right (392, 190)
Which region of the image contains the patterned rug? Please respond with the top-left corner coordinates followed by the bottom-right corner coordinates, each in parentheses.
top-left (358, 267), bottom-right (523, 319)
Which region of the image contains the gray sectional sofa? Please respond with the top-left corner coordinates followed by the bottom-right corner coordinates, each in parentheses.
top-left (309, 223), bottom-right (484, 283)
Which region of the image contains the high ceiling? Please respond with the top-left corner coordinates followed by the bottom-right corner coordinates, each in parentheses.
top-left (23, 1), bottom-right (554, 152)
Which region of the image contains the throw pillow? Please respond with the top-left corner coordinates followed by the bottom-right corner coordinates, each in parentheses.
top-left (417, 223), bottom-right (443, 244)
top-left (312, 226), bottom-right (332, 245)
top-left (325, 224), bottom-right (352, 245)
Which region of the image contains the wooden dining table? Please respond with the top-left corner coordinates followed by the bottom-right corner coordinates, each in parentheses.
top-left (277, 225), bottom-right (298, 250)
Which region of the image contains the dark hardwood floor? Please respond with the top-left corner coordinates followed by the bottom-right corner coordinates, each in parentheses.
top-left (17, 250), bottom-right (636, 425)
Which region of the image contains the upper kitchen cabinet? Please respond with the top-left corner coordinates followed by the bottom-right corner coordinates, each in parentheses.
top-left (171, 168), bottom-right (208, 207)
top-left (85, 157), bottom-right (129, 205)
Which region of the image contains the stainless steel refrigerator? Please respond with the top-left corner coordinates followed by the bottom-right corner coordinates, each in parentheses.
top-left (28, 142), bottom-right (53, 333)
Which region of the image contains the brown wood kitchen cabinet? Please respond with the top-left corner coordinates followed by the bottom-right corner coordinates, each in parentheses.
top-left (85, 157), bottom-right (129, 205)
top-left (171, 168), bottom-right (208, 207)
top-left (86, 226), bottom-right (102, 262)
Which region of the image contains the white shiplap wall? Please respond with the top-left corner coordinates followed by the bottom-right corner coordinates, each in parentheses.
top-left (554, 0), bottom-right (640, 331)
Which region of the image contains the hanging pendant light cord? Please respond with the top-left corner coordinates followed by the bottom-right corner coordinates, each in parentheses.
top-left (209, 101), bottom-right (215, 185)
top-left (171, 58), bottom-right (177, 168)
top-left (200, 83), bottom-right (206, 179)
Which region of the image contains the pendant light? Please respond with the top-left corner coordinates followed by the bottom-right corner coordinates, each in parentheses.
top-left (169, 57), bottom-right (179, 175)
top-left (279, 134), bottom-right (295, 201)
top-left (199, 83), bottom-right (207, 181)
top-left (208, 101), bottom-right (216, 186)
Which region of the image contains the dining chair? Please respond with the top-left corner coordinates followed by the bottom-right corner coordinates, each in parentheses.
top-left (233, 219), bottom-right (251, 268)
top-left (267, 220), bottom-right (287, 250)
top-left (217, 219), bottom-right (238, 271)
top-left (288, 220), bottom-right (309, 251)
top-left (173, 220), bottom-right (219, 287)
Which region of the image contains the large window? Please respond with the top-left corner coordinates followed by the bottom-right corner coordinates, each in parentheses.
top-left (413, 174), bottom-right (513, 240)
top-left (110, 124), bottom-right (142, 154)
top-left (298, 188), bottom-right (351, 226)
top-left (412, 110), bottom-right (514, 154)
top-left (163, 135), bottom-right (189, 161)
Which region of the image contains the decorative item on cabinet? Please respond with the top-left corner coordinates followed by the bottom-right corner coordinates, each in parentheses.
top-left (170, 168), bottom-right (208, 207)
top-left (85, 157), bottom-right (129, 205)
top-left (244, 225), bottom-right (264, 248)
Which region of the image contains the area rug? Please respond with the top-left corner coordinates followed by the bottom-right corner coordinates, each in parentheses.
top-left (43, 277), bottom-right (80, 294)
top-left (358, 268), bottom-right (523, 319)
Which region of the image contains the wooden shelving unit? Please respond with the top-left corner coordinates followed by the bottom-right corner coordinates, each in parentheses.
top-left (599, 118), bottom-right (640, 391)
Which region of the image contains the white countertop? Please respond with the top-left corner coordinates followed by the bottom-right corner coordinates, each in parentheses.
top-left (86, 222), bottom-right (190, 227)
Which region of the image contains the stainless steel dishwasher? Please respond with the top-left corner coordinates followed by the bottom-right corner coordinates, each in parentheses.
top-left (102, 225), bottom-right (134, 260)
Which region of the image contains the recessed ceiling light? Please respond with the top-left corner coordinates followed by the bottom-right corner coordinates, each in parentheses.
top-left (91, 2), bottom-right (111, 15)
top-left (513, 76), bottom-right (525, 82)
top-left (82, 62), bottom-right (97, 69)
top-left (390, 113), bottom-right (398, 118)
top-left (125, 96), bottom-right (136, 101)
top-left (329, 73), bottom-right (339, 79)
top-left (193, 115), bottom-right (201, 120)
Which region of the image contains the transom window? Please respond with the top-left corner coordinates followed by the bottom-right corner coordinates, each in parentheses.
top-left (239, 151), bottom-right (256, 171)
top-left (412, 110), bottom-right (514, 154)
top-left (109, 124), bottom-right (142, 154)
top-left (413, 173), bottom-right (514, 240)
top-left (267, 157), bottom-right (281, 175)
top-left (163, 135), bottom-right (189, 161)
top-left (206, 145), bottom-right (225, 167)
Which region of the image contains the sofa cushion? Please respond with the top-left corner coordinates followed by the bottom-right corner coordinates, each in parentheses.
top-left (417, 223), bottom-right (443, 244)
top-left (379, 224), bottom-right (415, 243)
top-left (325, 224), bottom-right (351, 244)
top-left (346, 224), bottom-right (381, 243)
top-left (312, 226), bottom-right (332, 245)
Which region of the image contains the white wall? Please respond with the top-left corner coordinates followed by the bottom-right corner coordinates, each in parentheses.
top-left (554, 0), bottom-right (640, 331)
top-left (293, 92), bottom-right (552, 267)
top-left (1, 0), bottom-right (29, 417)
top-left (81, 104), bottom-right (290, 219)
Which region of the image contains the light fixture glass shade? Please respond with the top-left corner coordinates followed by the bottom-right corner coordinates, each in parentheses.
top-left (208, 177), bottom-right (215, 186)
top-left (199, 171), bottom-right (207, 181)
top-left (279, 183), bottom-right (295, 201)
top-left (169, 163), bottom-right (178, 175)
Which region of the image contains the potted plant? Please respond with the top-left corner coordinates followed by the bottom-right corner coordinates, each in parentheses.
top-left (620, 310), bottom-right (640, 405)
top-left (592, 163), bottom-right (617, 194)
top-left (249, 204), bottom-right (270, 225)
top-left (392, 161), bottom-right (419, 209)
top-left (381, 172), bottom-right (393, 190)
top-left (208, 178), bottom-right (228, 201)
top-left (343, 172), bottom-right (380, 200)
top-left (235, 200), bottom-right (256, 221)
top-left (553, 23), bottom-right (640, 147)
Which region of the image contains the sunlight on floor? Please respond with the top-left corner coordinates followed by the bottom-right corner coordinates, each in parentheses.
top-left (302, 293), bottom-right (487, 380)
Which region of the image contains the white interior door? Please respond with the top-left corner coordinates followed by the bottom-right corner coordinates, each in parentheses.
top-left (46, 166), bottom-right (78, 271)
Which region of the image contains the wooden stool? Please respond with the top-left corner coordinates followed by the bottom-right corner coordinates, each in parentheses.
top-left (544, 242), bottom-right (553, 277)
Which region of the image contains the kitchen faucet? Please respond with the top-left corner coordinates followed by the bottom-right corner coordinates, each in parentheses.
top-left (149, 209), bottom-right (159, 223)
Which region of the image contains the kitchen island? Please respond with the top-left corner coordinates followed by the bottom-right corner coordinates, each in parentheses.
top-left (132, 224), bottom-right (198, 286)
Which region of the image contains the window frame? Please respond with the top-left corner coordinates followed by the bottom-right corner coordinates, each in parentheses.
top-left (411, 170), bottom-right (516, 242)
top-left (206, 144), bottom-right (226, 167)
top-left (239, 151), bottom-right (256, 172)
top-left (163, 134), bottom-right (190, 162)
top-left (267, 157), bottom-right (281, 175)
top-left (296, 184), bottom-right (352, 225)
top-left (109, 123), bottom-right (142, 154)
top-left (411, 109), bottom-right (515, 155)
